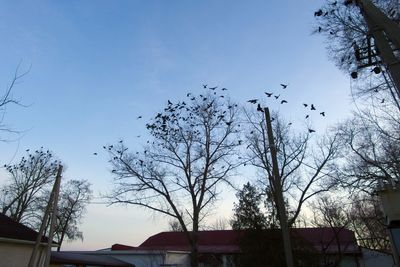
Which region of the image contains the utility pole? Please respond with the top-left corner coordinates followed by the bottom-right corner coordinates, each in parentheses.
top-left (264, 107), bottom-right (294, 267)
top-left (351, 1), bottom-right (400, 265)
top-left (43, 165), bottom-right (62, 266)
top-left (28, 165), bottom-right (63, 267)
top-left (354, 0), bottom-right (400, 98)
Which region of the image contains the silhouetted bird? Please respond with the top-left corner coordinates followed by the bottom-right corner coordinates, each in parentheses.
top-left (308, 129), bottom-right (316, 133)
top-left (203, 84), bottom-right (207, 88)
top-left (265, 92), bottom-right (273, 97)
top-left (280, 84), bottom-right (288, 89)
top-left (280, 100), bottom-right (288, 104)
top-left (220, 95), bottom-right (224, 98)
top-left (257, 103), bottom-right (263, 112)
top-left (191, 97), bottom-right (195, 100)
top-left (93, 153), bottom-right (97, 155)
top-left (137, 116), bottom-right (142, 119)
top-left (320, 112), bottom-right (325, 116)
top-left (168, 100), bottom-right (172, 105)
top-left (209, 86), bottom-right (217, 90)
top-left (221, 88), bottom-right (228, 91)
top-left (274, 95), bottom-right (280, 99)
top-left (318, 26), bottom-right (322, 33)
top-left (314, 9), bottom-right (323, 16)
top-left (247, 99), bottom-right (258, 104)
top-left (226, 121), bottom-right (232, 126)
top-left (306, 115), bottom-right (309, 119)
top-left (311, 104), bottom-right (316, 110)
top-left (288, 122), bottom-right (292, 126)
top-left (303, 103), bottom-right (308, 107)
top-left (187, 93), bottom-right (191, 97)
top-left (381, 99), bottom-right (385, 103)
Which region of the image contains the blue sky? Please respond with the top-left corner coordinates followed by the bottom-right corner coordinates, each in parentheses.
top-left (0, 0), bottom-right (353, 250)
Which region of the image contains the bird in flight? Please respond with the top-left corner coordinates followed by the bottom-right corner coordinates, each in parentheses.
top-left (209, 86), bottom-right (217, 90)
top-left (320, 112), bottom-right (325, 116)
top-left (247, 99), bottom-right (258, 104)
top-left (257, 103), bottom-right (263, 112)
top-left (305, 115), bottom-right (309, 119)
top-left (303, 103), bottom-right (308, 107)
top-left (137, 116), bottom-right (142, 119)
top-left (221, 88), bottom-right (228, 91)
top-left (311, 104), bottom-right (316, 110)
top-left (308, 128), bottom-right (316, 133)
top-left (93, 152), bottom-right (97, 155)
top-left (265, 92), bottom-right (273, 97)
top-left (280, 100), bottom-right (288, 104)
top-left (203, 84), bottom-right (207, 88)
top-left (274, 95), bottom-right (280, 99)
top-left (280, 84), bottom-right (288, 89)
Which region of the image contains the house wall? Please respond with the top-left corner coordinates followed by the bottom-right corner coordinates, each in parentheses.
top-left (165, 252), bottom-right (190, 266)
top-left (87, 251), bottom-right (167, 267)
top-left (0, 242), bottom-right (46, 267)
top-left (361, 248), bottom-right (395, 267)
top-left (86, 250), bottom-right (190, 267)
top-left (339, 256), bottom-right (360, 267)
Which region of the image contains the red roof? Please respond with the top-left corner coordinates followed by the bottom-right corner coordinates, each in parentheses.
top-left (140, 230), bottom-right (241, 253)
top-left (295, 227), bottom-right (359, 254)
top-left (0, 213), bottom-right (50, 243)
top-left (113, 227), bottom-right (360, 255)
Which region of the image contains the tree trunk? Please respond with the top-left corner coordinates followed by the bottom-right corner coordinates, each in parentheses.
top-left (190, 240), bottom-right (199, 267)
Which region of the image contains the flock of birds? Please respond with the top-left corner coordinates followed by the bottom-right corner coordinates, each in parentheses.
top-left (93, 83), bottom-right (326, 155)
top-left (246, 83), bottom-right (326, 134)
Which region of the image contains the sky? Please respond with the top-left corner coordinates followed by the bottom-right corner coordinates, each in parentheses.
top-left (0, 0), bottom-right (354, 250)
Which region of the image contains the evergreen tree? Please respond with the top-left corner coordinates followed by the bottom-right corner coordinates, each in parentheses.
top-left (231, 182), bottom-right (267, 230)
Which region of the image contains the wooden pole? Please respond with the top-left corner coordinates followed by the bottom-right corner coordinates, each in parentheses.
top-left (27, 165), bottom-right (63, 267)
top-left (43, 165), bottom-right (63, 266)
top-left (358, 0), bottom-right (400, 101)
top-left (264, 107), bottom-right (294, 267)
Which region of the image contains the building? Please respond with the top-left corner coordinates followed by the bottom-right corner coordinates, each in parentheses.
top-left (0, 213), bottom-right (56, 267)
top-left (47, 227), bottom-right (395, 267)
top-left (88, 228), bottom-right (363, 267)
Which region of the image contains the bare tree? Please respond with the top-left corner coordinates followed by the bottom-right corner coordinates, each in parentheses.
top-left (168, 219), bottom-right (184, 232)
top-left (245, 110), bottom-right (340, 227)
top-left (334, 105), bottom-right (400, 194)
top-left (0, 148), bottom-right (60, 225)
top-left (54, 179), bottom-right (92, 250)
top-left (0, 64), bottom-right (29, 141)
top-left (348, 195), bottom-right (390, 250)
top-left (106, 90), bottom-right (241, 267)
top-left (0, 149), bottom-right (91, 249)
top-left (314, 0), bottom-right (400, 103)
top-left (312, 194), bottom-right (390, 251)
top-left (203, 217), bottom-right (230, 230)
top-left (311, 195), bottom-right (351, 266)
